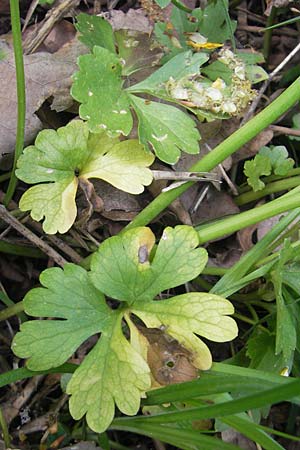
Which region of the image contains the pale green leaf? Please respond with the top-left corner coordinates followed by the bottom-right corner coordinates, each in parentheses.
top-left (19, 178), bottom-right (78, 235)
top-left (67, 311), bottom-right (151, 433)
top-left (90, 225), bottom-right (208, 305)
top-left (132, 293), bottom-right (238, 370)
top-left (81, 134), bottom-right (154, 194)
top-left (75, 13), bottom-right (115, 53)
top-left (245, 65), bottom-right (268, 84)
top-left (130, 94), bottom-right (200, 164)
top-left (12, 264), bottom-right (111, 370)
top-left (16, 120), bottom-right (153, 233)
top-left (71, 47), bottom-right (132, 135)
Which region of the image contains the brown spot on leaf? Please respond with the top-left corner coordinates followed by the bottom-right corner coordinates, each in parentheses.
top-left (138, 245), bottom-right (149, 263)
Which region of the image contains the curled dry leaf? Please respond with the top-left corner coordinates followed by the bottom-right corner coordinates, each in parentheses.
top-left (137, 325), bottom-right (198, 385)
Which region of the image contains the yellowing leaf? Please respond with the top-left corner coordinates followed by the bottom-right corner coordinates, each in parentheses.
top-left (90, 226), bottom-right (208, 304)
top-left (81, 136), bottom-right (154, 194)
top-left (19, 178), bottom-right (78, 235)
top-left (67, 311), bottom-right (151, 433)
top-left (12, 264), bottom-right (112, 370)
top-left (132, 293), bottom-right (238, 371)
top-left (16, 120), bottom-right (154, 233)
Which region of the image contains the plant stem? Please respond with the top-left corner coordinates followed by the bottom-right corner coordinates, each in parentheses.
top-left (4, 0), bottom-right (26, 206)
top-left (0, 301), bottom-right (24, 321)
top-left (0, 172), bottom-right (11, 183)
top-left (238, 168), bottom-right (300, 194)
top-left (263, 6), bottom-right (277, 65)
top-left (235, 176), bottom-right (300, 206)
top-left (125, 77), bottom-right (300, 231)
top-left (0, 240), bottom-right (45, 258)
top-left (0, 407), bottom-right (11, 449)
top-left (196, 192), bottom-right (300, 244)
top-left (171, 0), bottom-right (192, 13)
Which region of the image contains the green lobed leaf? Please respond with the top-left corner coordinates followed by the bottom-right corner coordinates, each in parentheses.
top-left (130, 94), bottom-right (200, 164)
top-left (244, 154), bottom-right (272, 191)
top-left (16, 120), bottom-right (153, 233)
top-left (19, 178), bottom-right (78, 235)
top-left (90, 225), bottom-right (208, 305)
top-left (132, 292), bottom-right (238, 370)
top-left (67, 310), bottom-right (151, 433)
top-left (71, 47), bottom-right (133, 135)
top-left (12, 264), bottom-right (111, 370)
top-left (80, 132), bottom-right (154, 194)
top-left (75, 14), bottom-right (163, 77)
top-left (259, 145), bottom-right (294, 176)
top-left (75, 13), bottom-right (115, 53)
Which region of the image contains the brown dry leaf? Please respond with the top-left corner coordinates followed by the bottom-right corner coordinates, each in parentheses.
top-left (237, 223), bottom-right (258, 252)
top-left (138, 326), bottom-right (198, 385)
top-left (190, 189), bottom-right (240, 227)
top-left (108, 8), bottom-right (153, 33)
top-left (92, 180), bottom-right (147, 221)
top-left (0, 37), bottom-right (86, 167)
top-left (37, 20), bottom-right (76, 53)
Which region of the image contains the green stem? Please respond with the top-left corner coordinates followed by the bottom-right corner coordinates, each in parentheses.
top-left (0, 241), bottom-right (45, 258)
top-left (196, 191), bottom-right (300, 244)
top-left (0, 408), bottom-right (11, 449)
top-left (0, 301), bottom-right (24, 321)
top-left (239, 168), bottom-right (300, 194)
top-left (125, 77), bottom-right (300, 231)
top-left (201, 267), bottom-right (228, 276)
top-left (235, 176), bottom-right (300, 206)
top-left (4, 0), bottom-right (26, 206)
top-left (256, 240), bottom-right (300, 267)
top-left (0, 172), bottom-right (11, 183)
top-left (233, 313), bottom-right (256, 325)
top-left (171, 0), bottom-right (192, 13)
top-left (263, 7), bottom-right (277, 64)
top-left (0, 363), bottom-right (78, 388)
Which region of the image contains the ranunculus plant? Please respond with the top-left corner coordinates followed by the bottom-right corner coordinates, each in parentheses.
top-left (12, 225), bottom-right (238, 432)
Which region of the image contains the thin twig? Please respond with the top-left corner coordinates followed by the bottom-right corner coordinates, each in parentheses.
top-left (241, 41), bottom-right (300, 126)
top-left (152, 170), bottom-right (221, 182)
top-left (0, 205), bottom-right (67, 267)
top-left (23, 0), bottom-right (80, 54)
top-left (269, 124), bottom-right (300, 137)
top-left (0, 192), bottom-right (82, 264)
